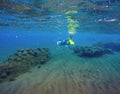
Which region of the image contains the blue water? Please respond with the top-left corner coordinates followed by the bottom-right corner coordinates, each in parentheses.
top-left (1, 27), bottom-right (120, 62)
top-left (0, 1), bottom-right (120, 61)
top-left (0, 1), bottom-right (120, 94)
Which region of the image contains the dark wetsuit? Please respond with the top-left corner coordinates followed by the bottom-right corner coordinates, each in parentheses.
top-left (57, 36), bottom-right (73, 46)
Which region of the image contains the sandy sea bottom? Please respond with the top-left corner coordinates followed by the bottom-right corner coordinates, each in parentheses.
top-left (0, 48), bottom-right (120, 94)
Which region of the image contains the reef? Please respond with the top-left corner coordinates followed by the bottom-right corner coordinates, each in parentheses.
top-left (94, 42), bottom-right (120, 52)
top-left (73, 46), bottom-right (112, 58)
top-left (0, 48), bottom-right (50, 83)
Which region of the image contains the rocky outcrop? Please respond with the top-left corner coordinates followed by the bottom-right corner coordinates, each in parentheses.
top-left (94, 42), bottom-right (120, 52)
top-left (73, 46), bottom-right (112, 58)
top-left (0, 48), bottom-right (51, 83)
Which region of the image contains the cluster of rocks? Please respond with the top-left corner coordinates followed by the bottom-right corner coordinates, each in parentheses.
top-left (0, 48), bottom-right (50, 83)
top-left (94, 42), bottom-right (120, 52)
top-left (73, 46), bottom-right (112, 58)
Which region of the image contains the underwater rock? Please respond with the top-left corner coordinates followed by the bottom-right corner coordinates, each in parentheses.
top-left (37, 65), bottom-right (41, 68)
top-left (0, 73), bottom-right (7, 79)
top-left (40, 60), bottom-right (46, 64)
top-left (0, 48), bottom-right (51, 83)
top-left (9, 78), bottom-right (16, 82)
top-left (73, 46), bottom-right (112, 58)
top-left (94, 42), bottom-right (120, 52)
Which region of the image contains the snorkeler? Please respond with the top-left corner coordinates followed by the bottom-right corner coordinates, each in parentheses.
top-left (57, 39), bottom-right (69, 47)
top-left (57, 34), bottom-right (75, 47)
top-left (57, 6), bottom-right (79, 47)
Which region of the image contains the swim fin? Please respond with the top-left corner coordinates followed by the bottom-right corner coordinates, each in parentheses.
top-left (68, 38), bottom-right (75, 45)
